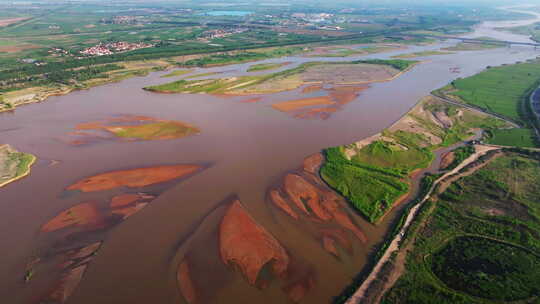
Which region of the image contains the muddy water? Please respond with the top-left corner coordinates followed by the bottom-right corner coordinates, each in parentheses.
top-left (464, 6), bottom-right (540, 43)
top-left (2, 12), bottom-right (540, 304)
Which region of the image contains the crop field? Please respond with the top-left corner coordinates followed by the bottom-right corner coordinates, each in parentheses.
top-left (382, 151), bottom-right (540, 304)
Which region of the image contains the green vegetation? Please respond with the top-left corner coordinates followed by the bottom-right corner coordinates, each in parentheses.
top-left (383, 152), bottom-right (540, 304)
top-left (488, 128), bottom-right (537, 147)
top-left (321, 97), bottom-right (505, 222)
top-left (144, 59), bottom-right (417, 94)
top-left (0, 145), bottom-right (36, 187)
top-left (352, 59), bottom-right (416, 71)
top-left (247, 62), bottom-right (287, 72)
top-left (445, 145), bottom-right (475, 170)
top-left (443, 42), bottom-right (502, 51)
top-left (10, 152), bottom-right (35, 177)
top-left (182, 47), bottom-right (304, 67)
top-left (184, 72), bottom-right (220, 79)
top-left (392, 50), bottom-right (453, 58)
top-left (110, 121), bottom-right (199, 140)
top-left (432, 236), bottom-right (540, 301)
top-left (434, 60), bottom-right (540, 147)
top-left (144, 75), bottom-right (262, 94)
top-left (321, 147), bottom-right (410, 222)
top-left (160, 69), bottom-right (193, 78)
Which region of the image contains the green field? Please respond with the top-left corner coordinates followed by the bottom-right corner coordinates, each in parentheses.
top-left (450, 62), bottom-right (540, 123)
top-left (434, 60), bottom-right (540, 147)
top-left (488, 128), bottom-right (537, 147)
top-left (382, 151), bottom-right (540, 304)
top-left (321, 147), bottom-right (410, 223)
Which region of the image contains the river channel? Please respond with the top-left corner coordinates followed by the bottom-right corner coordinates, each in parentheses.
top-left (1, 8), bottom-right (540, 304)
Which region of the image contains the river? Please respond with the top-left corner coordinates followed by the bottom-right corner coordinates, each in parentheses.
top-left (1, 7), bottom-right (540, 304)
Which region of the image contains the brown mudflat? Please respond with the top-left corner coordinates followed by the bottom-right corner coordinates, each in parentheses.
top-left (67, 164), bottom-right (202, 192)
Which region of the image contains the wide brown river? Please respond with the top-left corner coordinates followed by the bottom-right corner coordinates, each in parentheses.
top-left (1, 10), bottom-right (540, 304)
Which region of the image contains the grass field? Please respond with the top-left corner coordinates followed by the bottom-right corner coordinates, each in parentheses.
top-left (382, 151), bottom-right (540, 304)
top-left (450, 62), bottom-right (540, 123)
top-left (321, 147), bottom-right (410, 223)
top-left (434, 60), bottom-right (540, 147)
top-left (487, 128), bottom-right (537, 147)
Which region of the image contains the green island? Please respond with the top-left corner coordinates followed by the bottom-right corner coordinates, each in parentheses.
top-left (321, 96), bottom-right (506, 222)
top-left (0, 144), bottom-right (36, 187)
top-left (247, 62), bottom-right (289, 72)
top-left (434, 59), bottom-right (540, 147)
top-left (184, 72), bottom-right (220, 79)
top-left (75, 116), bottom-right (200, 141)
top-left (392, 50), bottom-right (453, 59)
top-left (111, 121), bottom-right (199, 140)
top-left (143, 59), bottom-right (417, 95)
top-left (382, 150), bottom-right (540, 304)
top-left (160, 69), bottom-right (193, 78)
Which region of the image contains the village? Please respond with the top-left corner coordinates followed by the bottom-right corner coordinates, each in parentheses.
top-left (80, 41), bottom-right (154, 56)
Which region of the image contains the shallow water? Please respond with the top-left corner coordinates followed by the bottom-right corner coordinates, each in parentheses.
top-left (1, 9), bottom-right (540, 304)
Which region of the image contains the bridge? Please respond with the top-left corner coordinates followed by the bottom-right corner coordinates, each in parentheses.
top-left (389, 34), bottom-right (540, 48)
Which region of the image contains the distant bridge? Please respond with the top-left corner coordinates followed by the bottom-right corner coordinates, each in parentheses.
top-left (389, 34), bottom-right (540, 48)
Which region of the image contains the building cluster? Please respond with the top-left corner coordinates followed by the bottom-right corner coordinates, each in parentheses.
top-left (80, 41), bottom-right (153, 56)
top-left (198, 28), bottom-right (248, 40)
top-left (101, 16), bottom-right (140, 25)
top-left (291, 13), bottom-right (334, 23)
top-left (48, 47), bottom-right (69, 57)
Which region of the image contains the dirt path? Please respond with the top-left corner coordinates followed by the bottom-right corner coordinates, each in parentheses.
top-left (344, 144), bottom-right (499, 304)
